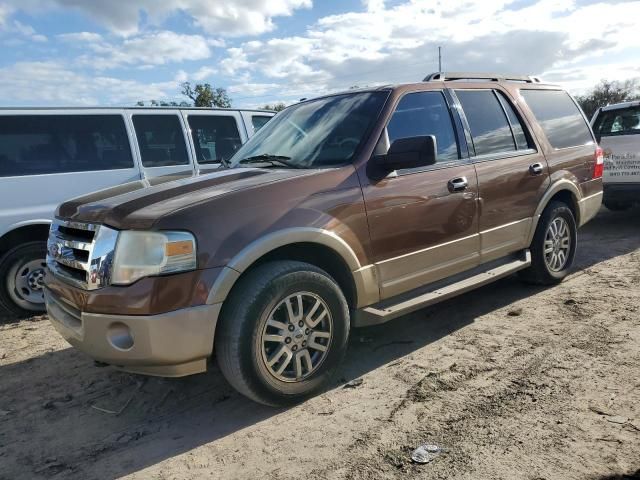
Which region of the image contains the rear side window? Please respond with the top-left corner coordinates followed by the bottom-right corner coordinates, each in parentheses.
top-left (0, 114), bottom-right (133, 177)
top-left (252, 115), bottom-right (272, 132)
top-left (188, 115), bottom-right (242, 164)
top-left (496, 92), bottom-right (531, 150)
top-left (386, 91), bottom-right (460, 163)
top-left (593, 106), bottom-right (640, 138)
top-left (521, 90), bottom-right (593, 149)
top-left (132, 115), bottom-right (189, 167)
top-left (456, 90), bottom-right (516, 156)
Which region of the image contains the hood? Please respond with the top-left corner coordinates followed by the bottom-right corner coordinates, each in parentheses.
top-left (57, 168), bottom-right (315, 229)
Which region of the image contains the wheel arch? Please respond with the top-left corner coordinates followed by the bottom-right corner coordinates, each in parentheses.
top-left (526, 181), bottom-right (581, 246)
top-left (0, 221), bottom-right (51, 259)
top-left (206, 228), bottom-right (379, 310)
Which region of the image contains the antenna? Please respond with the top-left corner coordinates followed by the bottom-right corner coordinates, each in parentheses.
top-left (438, 46), bottom-right (442, 72)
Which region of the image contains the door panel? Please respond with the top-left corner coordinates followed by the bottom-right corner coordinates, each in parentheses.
top-left (454, 88), bottom-right (549, 262)
top-left (474, 154), bottom-right (547, 261)
top-left (363, 165), bottom-right (479, 299)
top-left (361, 90), bottom-right (480, 299)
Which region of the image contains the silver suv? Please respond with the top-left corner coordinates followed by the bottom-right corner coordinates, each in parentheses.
top-left (0, 107), bottom-right (274, 317)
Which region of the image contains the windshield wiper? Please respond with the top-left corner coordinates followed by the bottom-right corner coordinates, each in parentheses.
top-left (238, 154), bottom-right (299, 169)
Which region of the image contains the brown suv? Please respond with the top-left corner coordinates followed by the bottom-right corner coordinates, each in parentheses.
top-left (45, 72), bottom-right (603, 406)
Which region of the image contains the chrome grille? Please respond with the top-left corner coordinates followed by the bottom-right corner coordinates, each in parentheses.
top-left (47, 220), bottom-right (119, 290)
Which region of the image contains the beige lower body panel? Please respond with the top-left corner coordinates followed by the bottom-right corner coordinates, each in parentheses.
top-left (376, 234), bottom-right (480, 299)
top-left (578, 191), bottom-right (603, 227)
top-left (480, 218), bottom-right (532, 263)
top-left (46, 289), bottom-right (221, 377)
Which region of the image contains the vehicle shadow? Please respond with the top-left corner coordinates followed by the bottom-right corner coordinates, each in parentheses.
top-left (594, 470), bottom-right (640, 480)
top-left (1, 208), bottom-right (639, 479)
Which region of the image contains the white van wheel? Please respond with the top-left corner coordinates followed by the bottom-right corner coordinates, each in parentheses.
top-left (0, 242), bottom-right (47, 319)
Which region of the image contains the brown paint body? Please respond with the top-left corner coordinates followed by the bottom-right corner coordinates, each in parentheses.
top-left (46, 80), bottom-right (602, 315)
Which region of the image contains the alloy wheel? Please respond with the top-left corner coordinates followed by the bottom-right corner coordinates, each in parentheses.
top-left (544, 217), bottom-right (571, 272)
top-left (259, 292), bottom-right (333, 382)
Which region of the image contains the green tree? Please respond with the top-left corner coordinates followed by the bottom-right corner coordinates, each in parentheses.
top-left (576, 78), bottom-right (640, 120)
top-left (181, 82), bottom-right (232, 108)
top-left (261, 102), bottom-right (286, 112)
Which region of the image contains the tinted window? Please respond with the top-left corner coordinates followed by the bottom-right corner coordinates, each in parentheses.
top-left (230, 91), bottom-right (388, 169)
top-left (188, 115), bottom-right (242, 164)
top-left (0, 115), bottom-right (133, 177)
top-left (386, 91), bottom-right (459, 162)
top-left (496, 92), bottom-right (531, 150)
top-left (456, 90), bottom-right (515, 156)
top-left (252, 115), bottom-right (272, 132)
top-left (593, 106), bottom-right (640, 138)
top-left (132, 115), bottom-right (189, 167)
top-left (521, 90), bottom-right (593, 149)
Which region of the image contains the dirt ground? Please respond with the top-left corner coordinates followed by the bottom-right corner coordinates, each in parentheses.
top-left (1, 207), bottom-right (639, 480)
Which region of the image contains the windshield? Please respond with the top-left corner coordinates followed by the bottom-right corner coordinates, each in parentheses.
top-left (229, 91), bottom-right (389, 169)
top-left (593, 106), bottom-right (640, 138)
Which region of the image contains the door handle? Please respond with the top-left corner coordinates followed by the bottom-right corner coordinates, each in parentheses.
top-left (448, 176), bottom-right (468, 193)
top-left (529, 163), bottom-right (544, 175)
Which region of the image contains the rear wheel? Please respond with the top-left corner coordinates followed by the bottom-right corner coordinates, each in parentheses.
top-left (519, 201), bottom-right (577, 285)
top-left (215, 261), bottom-right (350, 406)
top-left (0, 242), bottom-right (48, 319)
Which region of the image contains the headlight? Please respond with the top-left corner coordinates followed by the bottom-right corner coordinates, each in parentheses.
top-left (111, 231), bottom-right (197, 285)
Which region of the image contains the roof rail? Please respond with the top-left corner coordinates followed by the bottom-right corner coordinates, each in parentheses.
top-left (423, 72), bottom-right (542, 83)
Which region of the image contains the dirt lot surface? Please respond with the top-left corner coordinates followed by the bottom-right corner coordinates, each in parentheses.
top-left (1, 208), bottom-right (639, 480)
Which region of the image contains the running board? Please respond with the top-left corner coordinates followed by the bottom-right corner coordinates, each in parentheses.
top-left (354, 250), bottom-right (531, 327)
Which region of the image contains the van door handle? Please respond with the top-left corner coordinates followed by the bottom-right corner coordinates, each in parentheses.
top-left (529, 163), bottom-right (544, 175)
top-left (448, 176), bottom-right (468, 192)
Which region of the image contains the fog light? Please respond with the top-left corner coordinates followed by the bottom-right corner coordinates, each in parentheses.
top-left (107, 322), bottom-right (134, 351)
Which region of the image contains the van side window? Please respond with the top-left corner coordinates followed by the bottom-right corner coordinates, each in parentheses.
top-left (187, 115), bottom-right (242, 164)
top-left (520, 89), bottom-right (593, 149)
top-left (456, 90), bottom-right (517, 156)
top-left (132, 115), bottom-right (190, 167)
top-left (252, 115), bottom-right (272, 132)
top-left (386, 91), bottom-right (460, 164)
top-left (0, 115), bottom-right (134, 178)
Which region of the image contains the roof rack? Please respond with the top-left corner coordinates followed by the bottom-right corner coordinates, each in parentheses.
top-left (423, 72), bottom-right (542, 83)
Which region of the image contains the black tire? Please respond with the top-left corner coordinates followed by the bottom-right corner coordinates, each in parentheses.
top-left (215, 260), bottom-right (350, 406)
top-left (519, 201), bottom-right (577, 285)
top-left (0, 242), bottom-right (48, 320)
top-left (604, 200), bottom-right (632, 212)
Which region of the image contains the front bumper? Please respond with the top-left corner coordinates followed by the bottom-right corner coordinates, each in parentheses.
top-left (45, 288), bottom-right (221, 377)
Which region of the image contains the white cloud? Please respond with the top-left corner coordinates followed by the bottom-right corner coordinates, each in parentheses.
top-left (219, 0), bottom-right (640, 104)
top-left (2, 0), bottom-right (312, 36)
top-left (11, 20), bottom-right (47, 42)
top-left (67, 31), bottom-right (212, 69)
top-left (0, 61), bottom-right (179, 105)
top-left (192, 66), bottom-right (217, 81)
top-left (0, 18), bottom-right (47, 42)
top-left (57, 31), bottom-right (103, 43)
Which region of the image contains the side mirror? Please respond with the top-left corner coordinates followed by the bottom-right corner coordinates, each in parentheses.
top-left (374, 135), bottom-right (437, 172)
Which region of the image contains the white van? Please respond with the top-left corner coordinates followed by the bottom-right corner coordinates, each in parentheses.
top-left (0, 107), bottom-right (274, 317)
top-left (591, 101), bottom-right (640, 211)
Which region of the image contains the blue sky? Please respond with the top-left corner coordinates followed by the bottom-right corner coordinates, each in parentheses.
top-left (0, 0), bottom-right (639, 107)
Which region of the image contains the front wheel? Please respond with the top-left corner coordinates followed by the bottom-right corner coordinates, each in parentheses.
top-left (215, 261), bottom-right (350, 406)
top-left (519, 201), bottom-right (577, 285)
top-left (0, 242), bottom-right (48, 320)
